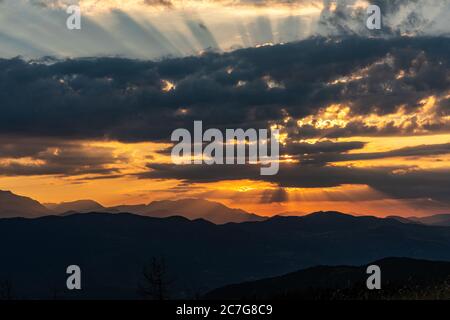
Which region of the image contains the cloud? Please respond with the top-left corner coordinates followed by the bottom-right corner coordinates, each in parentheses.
top-left (317, 0), bottom-right (450, 37)
top-left (300, 143), bottom-right (450, 164)
top-left (0, 137), bottom-right (123, 176)
top-left (1, 0), bottom-right (449, 60)
top-left (282, 140), bottom-right (366, 156)
top-left (143, 0), bottom-right (173, 7)
top-left (27, 0), bottom-right (323, 10)
top-left (0, 35), bottom-right (448, 210)
top-left (140, 162), bottom-right (450, 203)
top-left (0, 37), bottom-right (448, 143)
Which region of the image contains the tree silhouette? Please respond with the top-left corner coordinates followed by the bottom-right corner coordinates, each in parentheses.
top-left (138, 256), bottom-right (172, 300)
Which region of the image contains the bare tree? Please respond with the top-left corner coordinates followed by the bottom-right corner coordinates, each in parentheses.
top-left (0, 280), bottom-right (14, 300)
top-left (138, 256), bottom-right (172, 300)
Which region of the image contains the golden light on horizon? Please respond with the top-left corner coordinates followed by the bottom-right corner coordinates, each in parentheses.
top-left (0, 129), bottom-right (448, 216)
top-left (339, 133), bottom-right (450, 154)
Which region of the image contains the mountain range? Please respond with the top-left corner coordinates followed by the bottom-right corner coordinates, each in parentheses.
top-left (2, 211), bottom-right (450, 298)
top-left (105, 198), bottom-right (264, 224)
top-left (0, 190), bottom-right (263, 224)
top-left (407, 214), bottom-right (450, 227)
top-left (1, 189), bottom-right (449, 226)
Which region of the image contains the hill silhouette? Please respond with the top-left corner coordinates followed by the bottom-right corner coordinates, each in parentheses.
top-left (204, 257), bottom-right (450, 299)
top-left (2, 211), bottom-right (450, 298)
top-left (3, 189), bottom-right (450, 226)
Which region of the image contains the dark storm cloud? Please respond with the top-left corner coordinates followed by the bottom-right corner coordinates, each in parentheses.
top-left (282, 140), bottom-right (366, 155)
top-left (152, 138), bottom-right (365, 158)
top-left (140, 127), bottom-right (450, 204)
top-left (0, 137), bottom-right (54, 158)
top-left (0, 37), bottom-right (448, 142)
top-left (141, 139), bottom-right (450, 202)
top-left (0, 163), bottom-right (116, 176)
top-left (140, 162), bottom-right (450, 203)
top-left (300, 143), bottom-right (450, 165)
top-left (0, 137), bottom-right (123, 176)
top-left (144, 141), bottom-right (450, 192)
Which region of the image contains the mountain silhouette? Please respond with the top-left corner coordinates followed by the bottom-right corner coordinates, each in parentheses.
top-left (0, 190), bottom-right (51, 218)
top-left (0, 191), bottom-right (263, 224)
top-left (107, 198), bottom-right (264, 224)
top-left (408, 214), bottom-right (450, 226)
top-left (385, 215), bottom-right (421, 224)
top-left (2, 211), bottom-right (450, 298)
top-left (45, 200), bottom-right (105, 214)
top-left (2, 189), bottom-right (448, 226)
top-left (204, 257), bottom-right (450, 300)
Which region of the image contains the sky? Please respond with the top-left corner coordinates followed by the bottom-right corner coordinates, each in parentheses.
top-left (0, 0), bottom-right (449, 217)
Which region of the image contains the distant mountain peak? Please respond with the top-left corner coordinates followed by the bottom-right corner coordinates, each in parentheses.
top-left (45, 199), bottom-right (105, 214)
top-left (0, 190), bottom-right (50, 218)
top-left (139, 198), bottom-right (264, 224)
top-left (407, 213), bottom-right (450, 226)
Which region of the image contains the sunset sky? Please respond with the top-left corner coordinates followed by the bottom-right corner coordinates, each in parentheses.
top-left (0, 0), bottom-right (449, 217)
